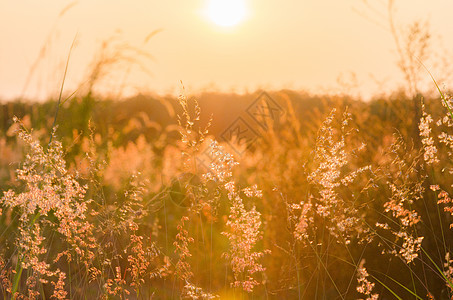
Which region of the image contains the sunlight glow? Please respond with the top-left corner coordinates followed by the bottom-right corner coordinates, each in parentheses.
top-left (206, 0), bottom-right (247, 27)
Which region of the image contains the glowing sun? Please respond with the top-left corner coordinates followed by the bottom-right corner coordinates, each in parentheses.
top-left (206, 0), bottom-right (247, 27)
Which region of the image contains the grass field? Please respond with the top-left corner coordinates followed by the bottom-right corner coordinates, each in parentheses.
top-left (1, 87), bottom-right (453, 299)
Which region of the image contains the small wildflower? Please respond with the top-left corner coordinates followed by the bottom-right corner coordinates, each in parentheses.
top-left (419, 110), bottom-right (439, 164)
top-left (356, 259), bottom-right (379, 300)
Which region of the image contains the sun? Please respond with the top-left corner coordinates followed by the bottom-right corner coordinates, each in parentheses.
top-left (206, 0), bottom-right (247, 27)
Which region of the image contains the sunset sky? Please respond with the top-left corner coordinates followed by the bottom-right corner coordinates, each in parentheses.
top-left (1, 0), bottom-right (452, 101)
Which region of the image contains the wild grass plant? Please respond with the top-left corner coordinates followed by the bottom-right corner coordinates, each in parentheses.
top-left (3, 80), bottom-right (453, 299)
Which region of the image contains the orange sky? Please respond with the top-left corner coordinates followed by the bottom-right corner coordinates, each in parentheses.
top-left (0, 0), bottom-right (452, 101)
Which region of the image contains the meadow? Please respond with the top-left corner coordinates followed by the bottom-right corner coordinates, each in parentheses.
top-left (1, 86), bottom-right (453, 299)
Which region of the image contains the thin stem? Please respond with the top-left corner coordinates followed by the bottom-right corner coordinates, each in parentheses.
top-left (48, 33), bottom-right (77, 147)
